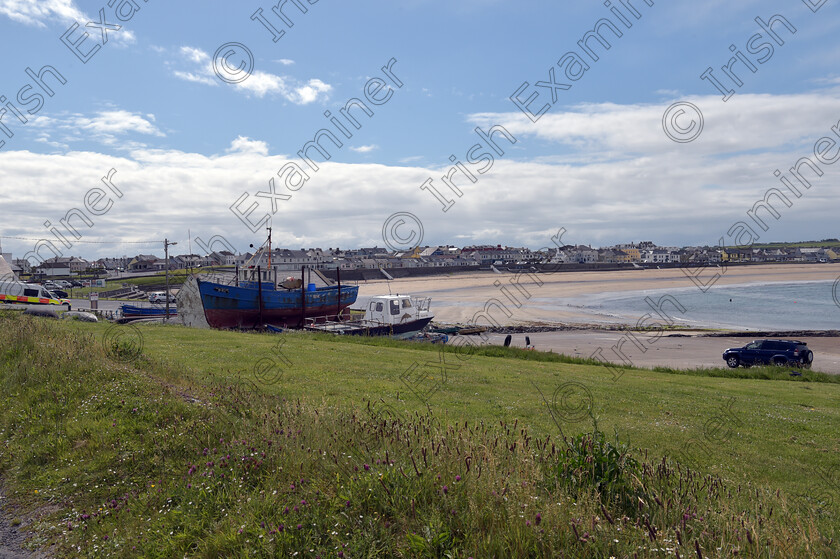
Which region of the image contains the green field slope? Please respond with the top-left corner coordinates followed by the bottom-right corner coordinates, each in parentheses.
top-left (0, 312), bottom-right (837, 557)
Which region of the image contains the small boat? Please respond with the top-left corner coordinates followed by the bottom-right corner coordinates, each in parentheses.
top-left (302, 294), bottom-right (433, 338)
top-left (429, 325), bottom-right (460, 335)
top-left (120, 304), bottom-right (177, 320)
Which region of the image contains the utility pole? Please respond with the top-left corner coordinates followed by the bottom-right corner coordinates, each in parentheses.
top-left (267, 226), bottom-right (272, 286)
top-left (164, 239), bottom-right (177, 320)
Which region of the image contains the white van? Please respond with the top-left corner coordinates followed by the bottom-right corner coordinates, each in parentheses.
top-left (0, 279), bottom-right (71, 307)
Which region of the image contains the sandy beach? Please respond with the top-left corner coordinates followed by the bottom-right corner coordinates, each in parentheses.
top-left (356, 263), bottom-right (840, 374)
top-left (356, 263), bottom-right (840, 326)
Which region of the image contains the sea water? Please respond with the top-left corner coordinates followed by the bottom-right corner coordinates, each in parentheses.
top-left (565, 280), bottom-right (840, 330)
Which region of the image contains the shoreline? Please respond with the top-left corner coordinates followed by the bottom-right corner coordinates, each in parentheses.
top-left (356, 262), bottom-right (840, 329)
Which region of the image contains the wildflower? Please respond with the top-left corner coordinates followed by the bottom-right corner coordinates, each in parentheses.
top-left (535, 513), bottom-right (542, 525)
top-left (363, 464), bottom-right (370, 471)
top-left (455, 475), bottom-right (461, 482)
top-left (442, 485), bottom-right (449, 494)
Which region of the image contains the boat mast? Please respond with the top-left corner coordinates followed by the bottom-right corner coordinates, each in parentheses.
top-left (267, 226), bottom-right (272, 269)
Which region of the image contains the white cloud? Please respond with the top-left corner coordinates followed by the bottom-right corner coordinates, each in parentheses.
top-left (180, 46), bottom-right (209, 64)
top-left (73, 110), bottom-right (164, 137)
top-left (350, 145), bottom-right (378, 154)
top-left (0, 0), bottom-right (135, 43)
top-left (170, 46), bottom-right (331, 104)
top-left (289, 79), bottom-right (332, 104)
top-left (227, 136), bottom-right (269, 156)
top-left (467, 90), bottom-right (840, 159)
top-left (4, 90), bottom-right (840, 260)
top-left (0, 0), bottom-right (85, 27)
top-left (28, 110), bottom-right (164, 150)
top-left (172, 70), bottom-right (217, 87)
top-left (275, 59), bottom-right (295, 66)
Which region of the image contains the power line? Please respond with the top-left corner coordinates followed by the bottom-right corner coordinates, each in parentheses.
top-left (0, 236), bottom-right (171, 245)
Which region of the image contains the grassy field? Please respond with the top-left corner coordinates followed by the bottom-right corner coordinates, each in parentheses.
top-left (0, 312), bottom-right (837, 557)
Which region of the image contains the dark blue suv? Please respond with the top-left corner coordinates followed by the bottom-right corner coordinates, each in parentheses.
top-left (722, 339), bottom-right (813, 368)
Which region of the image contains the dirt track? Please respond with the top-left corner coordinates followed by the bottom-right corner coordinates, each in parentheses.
top-left (0, 486), bottom-right (43, 559)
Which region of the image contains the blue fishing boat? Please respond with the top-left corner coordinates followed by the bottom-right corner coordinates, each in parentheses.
top-left (121, 304), bottom-right (177, 319)
top-left (177, 228), bottom-right (357, 330)
top-left (193, 276), bottom-right (357, 329)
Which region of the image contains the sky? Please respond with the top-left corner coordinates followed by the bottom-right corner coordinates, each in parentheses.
top-left (1, 0), bottom-right (839, 261)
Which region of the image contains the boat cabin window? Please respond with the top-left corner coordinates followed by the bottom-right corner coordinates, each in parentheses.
top-left (23, 288), bottom-right (39, 297)
top-left (401, 298), bottom-right (412, 308)
top-left (390, 300), bottom-right (400, 315)
top-left (370, 301), bottom-right (384, 312)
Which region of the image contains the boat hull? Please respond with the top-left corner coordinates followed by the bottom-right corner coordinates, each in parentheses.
top-left (304, 316), bottom-right (433, 338)
top-left (121, 304), bottom-right (177, 319)
top-left (196, 279), bottom-right (358, 329)
top-left (346, 316), bottom-right (434, 338)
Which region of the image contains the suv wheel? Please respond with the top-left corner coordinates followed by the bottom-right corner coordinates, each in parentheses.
top-left (801, 350), bottom-right (813, 365)
top-left (772, 356), bottom-right (788, 366)
top-left (726, 355), bottom-right (740, 368)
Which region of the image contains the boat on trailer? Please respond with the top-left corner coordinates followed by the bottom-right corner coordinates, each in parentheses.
top-left (301, 294), bottom-right (433, 338)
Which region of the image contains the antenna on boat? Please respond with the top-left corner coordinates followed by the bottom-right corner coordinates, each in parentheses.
top-left (379, 266), bottom-right (393, 295)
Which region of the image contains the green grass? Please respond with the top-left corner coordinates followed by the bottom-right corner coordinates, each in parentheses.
top-left (1, 312), bottom-right (838, 557)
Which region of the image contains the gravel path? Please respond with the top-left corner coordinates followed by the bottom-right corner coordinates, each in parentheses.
top-left (0, 487), bottom-right (42, 559)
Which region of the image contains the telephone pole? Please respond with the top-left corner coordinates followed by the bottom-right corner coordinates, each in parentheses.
top-left (164, 239), bottom-right (177, 320)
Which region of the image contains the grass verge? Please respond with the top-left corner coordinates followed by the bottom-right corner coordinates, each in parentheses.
top-left (0, 312), bottom-right (837, 557)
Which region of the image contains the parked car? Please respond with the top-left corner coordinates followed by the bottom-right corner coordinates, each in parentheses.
top-left (54, 280), bottom-right (72, 288)
top-left (70, 280), bottom-right (84, 287)
top-left (722, 339), bottom-right (813, 368)
top-left (148, 291), bottom-right (176, 303)
top-left (51, 289), bottom-right (69, 299)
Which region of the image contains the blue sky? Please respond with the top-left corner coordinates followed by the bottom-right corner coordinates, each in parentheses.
top-left (1, 0), bottom-right (839, 260)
